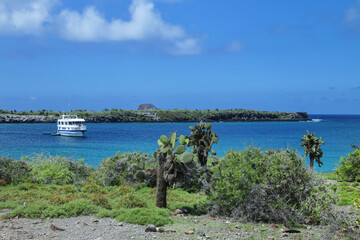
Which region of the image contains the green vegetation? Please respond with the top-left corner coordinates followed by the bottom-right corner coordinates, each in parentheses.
top-left (335, 148), bottom-right (360, 182)
top-left (155, 131), bottom-right (195, 208)
top-left (95, 152), bottom-right (155, 186)
top-left (0, 183), bottom-right (206, 226)
top-left (0, 108), bottom-right (308, 122)
top-left (330, 182), bottom-right (360, 206)
top-left (211, 148), bottom-right (333, 226)
top-left (0, 156), bottom-right (31, 185)
top-left (318, 172), bottom-right (338, 180)
top-left (26, 154), bottom-right (93, 185)
top-left (300, 131), bottom-right (325, 169)
top-left (187, 121), bottom-right (218, 166)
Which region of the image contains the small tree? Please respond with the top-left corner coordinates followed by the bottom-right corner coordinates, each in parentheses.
top-left (300, 131), bottom-right (324, 169)
top-left (187, 122), bottom-right (218, 166)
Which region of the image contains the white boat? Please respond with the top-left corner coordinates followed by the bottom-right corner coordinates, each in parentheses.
top-left (57, 115), bottom-right (87, 137)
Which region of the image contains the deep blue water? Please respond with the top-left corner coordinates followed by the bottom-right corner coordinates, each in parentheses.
top-left (0, 114), bottom-right (359, 172)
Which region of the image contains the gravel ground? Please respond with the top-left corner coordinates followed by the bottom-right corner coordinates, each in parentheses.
top-left (0, 216), bottom-right (157, 240)
top-left (0, 208), bottom-right (358, 240)
top-left (0, 214), bottom-right (333, 240)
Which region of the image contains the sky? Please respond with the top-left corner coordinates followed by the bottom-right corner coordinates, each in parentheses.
top-left (0, 0), bottom-right (360, 114)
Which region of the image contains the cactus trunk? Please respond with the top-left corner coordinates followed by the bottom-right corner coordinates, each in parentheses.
top-left (156, 152), bottom-right (167, 208)
top-left (199, 153), bottom-right (206, 166)
top-left (309, 155), bottom-right (314, 169)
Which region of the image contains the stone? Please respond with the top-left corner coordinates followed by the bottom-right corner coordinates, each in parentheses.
top-left (175, 209), bottom-right (183, 214)
top-left (118, 222), bottom-right (124, 226)
top-left (270, 224), bottom-right (278, 229)
top-left (156, 227), bottom-right (165, 232)
top-left (50, 224), bottom-right (65, 231)
top-left (76, 222), bottom-right (88, 227)
top-left (209, 217), bottom-right (215, 220)
top-left (145, 224), bottom-right (157, 232)
top-left (89, 219), bottom-right (99, 223)
top-left (185, 230), bottom-right (195, 235)
top-left (305, 218), bottom-right (316, 224)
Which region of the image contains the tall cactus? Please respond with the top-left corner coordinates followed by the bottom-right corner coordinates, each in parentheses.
top-left (156, 131), bottom-right (194, 208)
top-left (300, 131), bottom-right (325, 169)
top-left (188, 121), bottom-right (218, 166)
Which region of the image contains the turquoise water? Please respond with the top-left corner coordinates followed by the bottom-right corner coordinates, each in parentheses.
top-left (0, 114), bottom-right (359, 172)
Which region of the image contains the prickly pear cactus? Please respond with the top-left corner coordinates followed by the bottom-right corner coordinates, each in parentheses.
top-left (188, 121), bottom-right (218, 166)
top-left (156, 132), bottom-right (197, 186)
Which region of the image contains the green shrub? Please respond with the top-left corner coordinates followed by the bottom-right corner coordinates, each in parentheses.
top-left (333, 183), bottom-right (360, 206)
top-left (95, 152), bottom-right (155, 186)
top-left (112, 193), bottom-right (147, 209)
top-left (115, 207), bottom-right (172, 226)
top-left (97, 208), bottom-right (126, 218)
top-left (60, 199), bottom-right (99, 217)
top-left (28, 154), bottom-right (93, 185)
top-left (335, 149), bottom-right (360, 182)
top-left (0, 157), bottom-right (31, 184)
top-left (7, 202), bottom-right (48, 218)
top-left (211, 148), bottom-right (333, 226)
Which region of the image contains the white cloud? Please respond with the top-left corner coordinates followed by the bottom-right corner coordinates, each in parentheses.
top-left (224, 41), bottom-right (244, 53)
top-left (0, 0), bottom-right (201, 55)
top-left (343, 5), bottom-right (360, 33)
top-left (56, 0), bottom-right (200, 54)
top-left (172, 38), bottom-right (201, 55)
top-left (0, 0), bottom-right (58, 35)
top-left (344, 8), bottom-right (359, 22)
top-left (57, 0), bottom-right (185, 42)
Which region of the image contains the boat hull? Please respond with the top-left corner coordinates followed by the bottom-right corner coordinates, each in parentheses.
top-left (57, 130), bottom-right (86, 137)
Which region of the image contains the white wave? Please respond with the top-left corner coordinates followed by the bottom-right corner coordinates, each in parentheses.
top-left (310, 119), bottom-right (323, 122)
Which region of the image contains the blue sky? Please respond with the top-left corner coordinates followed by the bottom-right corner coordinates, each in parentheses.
top-left (0, 0), bottom-right (360, 114)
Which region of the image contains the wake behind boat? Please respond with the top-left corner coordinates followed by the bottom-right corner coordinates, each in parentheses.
top-left (57, 115), bottom-right (87, 137)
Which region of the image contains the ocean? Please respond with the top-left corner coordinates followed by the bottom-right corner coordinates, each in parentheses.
top-left (0, 114), bottom-right (359, 172)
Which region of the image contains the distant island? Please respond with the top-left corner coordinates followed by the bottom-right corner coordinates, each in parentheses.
top-left (0, 105), bottom-right (309, 123)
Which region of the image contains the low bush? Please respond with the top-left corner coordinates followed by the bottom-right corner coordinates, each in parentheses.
top-left (27, 154), bottom-right (93, 185)
top-left (95, 152), bottom-right (156, 186)
top-left (0, 157), bottom-right (31, 185)
top-left (331, 182), bottom-right (360, 206)
top-left (115, 207), bottom-right (173, 226)
top-left (335, 149), bottom-right (360, 182)
top-left (211, 148), bottom-right (334, 226)
top-left (0, 183), bottom-right (206, 226)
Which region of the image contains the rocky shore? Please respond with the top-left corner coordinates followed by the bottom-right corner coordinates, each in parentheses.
top-left (0, 110), bottom-right (309, 123)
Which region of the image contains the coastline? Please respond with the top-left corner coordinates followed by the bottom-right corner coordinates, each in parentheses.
top-left (0, 109), bottom-right (309, 123)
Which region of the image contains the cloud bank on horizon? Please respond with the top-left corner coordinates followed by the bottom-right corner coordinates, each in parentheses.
top-left (0, 0), bottom-right (200, 55)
